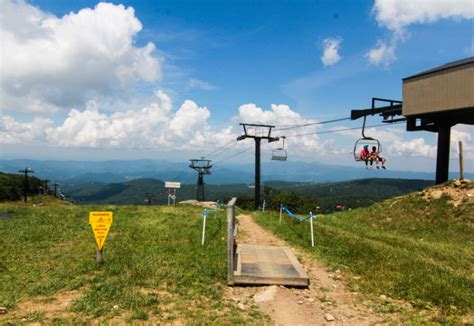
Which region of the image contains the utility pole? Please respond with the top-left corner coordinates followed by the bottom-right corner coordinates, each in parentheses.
top-left (19, 167), bottom-right (34, 204)
top-left (43, 179), bottom-right (50, 195)
top-left (144, 193), bottom-right (153, 205)
top-left (53, 182), bottom-right (59, 198)
top-left (189, 159), bottom-right (212, 201)
top-left (237, 124), bottom-right (279, 210)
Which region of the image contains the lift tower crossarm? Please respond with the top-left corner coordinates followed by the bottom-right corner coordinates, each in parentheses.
top-left (351, 98), bottom-right (403, 122)
top-left (189, 159), bottom-right (212, 201)
top-left (237, 123), bottom-right (279, 210)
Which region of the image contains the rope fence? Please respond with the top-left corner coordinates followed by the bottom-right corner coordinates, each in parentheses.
top-left (279, 205), bottom-right (316, 247)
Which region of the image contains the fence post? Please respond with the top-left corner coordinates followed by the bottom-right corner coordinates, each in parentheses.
top-left (201, 209), bottom-right (207, 245)
top-left (459, 141), bottom-right (464, 180)
top-left (227, 198), bottom-right (237, 285)
top-left (279, 205), bottom-right (283, 223)
top-left (262, 200), bottom-right (266, 212)
top-left (310, 212), bottom-right (314, 247)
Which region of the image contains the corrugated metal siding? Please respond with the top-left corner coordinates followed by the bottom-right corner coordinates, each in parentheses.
top-left (403, 63), bottom-right (474, 116)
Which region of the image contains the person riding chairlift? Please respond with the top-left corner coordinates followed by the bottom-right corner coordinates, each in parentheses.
top-left (370, 146), bottom-right (386, 169)
top-left (360, 145), bottom-right (370, 168)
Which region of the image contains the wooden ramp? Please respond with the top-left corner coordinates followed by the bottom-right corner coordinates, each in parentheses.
top-left (226, 199), bottom-right (309, 287)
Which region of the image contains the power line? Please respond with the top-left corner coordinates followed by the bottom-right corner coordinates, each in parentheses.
top-left (280, 122), bottom-right (405, 138)
top-left (273, 117), bottom-right (351, 131)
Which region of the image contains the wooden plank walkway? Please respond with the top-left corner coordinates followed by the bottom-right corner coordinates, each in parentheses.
top-left (226, 198), bottom-right (309, 287)
top-left (234, 244), bottom-right (309, 287)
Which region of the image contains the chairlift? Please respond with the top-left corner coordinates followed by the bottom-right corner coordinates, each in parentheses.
top-left (271, 136), bottom-right (287, 161)
top-left (353, 116), bottom-right (382, 162)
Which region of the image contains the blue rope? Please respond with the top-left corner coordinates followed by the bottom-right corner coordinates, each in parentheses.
top-left (281, 206), bottom-right (315, 222)
top-left (201, 209), bottom-right (219, 217)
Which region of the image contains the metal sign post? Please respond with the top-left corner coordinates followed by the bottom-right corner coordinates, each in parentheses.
top-left (165, 182), bottom-right (181, 206)
top-left (89, 212), bottom-right (113, 263)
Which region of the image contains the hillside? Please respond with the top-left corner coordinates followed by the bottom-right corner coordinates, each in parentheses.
top-left (0, 202), bottom-right (267, 324)
top-left (63, 177), bottom-right (433, 213)
top-left (254, 180), bottom-right (474, 323)
top-left (1, 181), bottom-right (472, 324)
top-left (0, 172), bottom-right (43, 201)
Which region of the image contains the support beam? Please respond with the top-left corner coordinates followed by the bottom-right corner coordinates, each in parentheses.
top-left (435, 125), bottom-right (451, 184)
top-left (197, 173), bottom-right (205, 201)
top-left (255, 138), bottom-right (261, 210)
top-left (237, 123), bottom-right (278, 210)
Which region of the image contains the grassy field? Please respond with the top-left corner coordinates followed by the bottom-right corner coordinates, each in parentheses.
top-left (254, 183), bottom-right (474, 322)
top-left (0, 200), bottom-right (267, 324)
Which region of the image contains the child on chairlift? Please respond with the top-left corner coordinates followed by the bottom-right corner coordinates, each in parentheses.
top-left (369, 146), bottom-right (386, 169)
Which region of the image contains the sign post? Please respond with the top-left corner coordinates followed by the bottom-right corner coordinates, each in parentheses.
top-left (89, 211), bottom-right (113, 263)
top-left (165, 182), bottom-right (181, 206)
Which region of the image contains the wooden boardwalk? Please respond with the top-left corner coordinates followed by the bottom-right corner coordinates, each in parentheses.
top-left (226, 198), bottom-right (309, 287)
top-left (234, 244), bottom-right (309, 286)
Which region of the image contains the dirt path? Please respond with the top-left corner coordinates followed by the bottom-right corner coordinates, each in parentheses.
top-left (226, 214), bottom-right (394, 325)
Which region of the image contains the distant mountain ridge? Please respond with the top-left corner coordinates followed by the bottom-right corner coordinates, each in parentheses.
top-left (0, 158), bottom-right (471, 185)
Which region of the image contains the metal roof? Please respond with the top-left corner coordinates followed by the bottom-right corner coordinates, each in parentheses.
top-left (403, 56), bottom-right (474, 81)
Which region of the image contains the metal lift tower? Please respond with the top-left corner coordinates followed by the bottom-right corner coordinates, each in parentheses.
top-left (237, 124), bottom-right (279, 210)
top-left (189, 159), bottom-right (212, 201)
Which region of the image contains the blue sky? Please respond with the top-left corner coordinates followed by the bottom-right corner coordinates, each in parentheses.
top-left (0, 0), bottom-right (473, 172)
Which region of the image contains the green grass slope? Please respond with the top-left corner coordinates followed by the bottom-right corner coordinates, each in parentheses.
top-left (0, 203), bottom-right (266, 324)
top-left (254, 181), bottom-right (474, 322)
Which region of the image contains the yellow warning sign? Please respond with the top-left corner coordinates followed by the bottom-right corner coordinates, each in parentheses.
top-left (89, 212), bottom-right (113, 250)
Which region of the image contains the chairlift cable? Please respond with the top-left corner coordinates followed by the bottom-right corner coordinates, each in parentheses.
top-left (203, 139), bottom-right (237, 159)
top-left (213, 147), bottom-right (253, 166)
top-left (274, 117), bottom-right (351, 131)
top-left (280, 121), bottom-right (405, 138)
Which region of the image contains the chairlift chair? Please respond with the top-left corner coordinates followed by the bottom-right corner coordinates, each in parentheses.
top-left (353, 116), bottom-right (382, 162)
top-left (271, 136), bottom-right (288, 161)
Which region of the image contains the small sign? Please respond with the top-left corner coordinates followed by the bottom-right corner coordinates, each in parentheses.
top-left (89, 211), bottom-right (113, 250)
top-left (165, 181), bottom-right (181, 189)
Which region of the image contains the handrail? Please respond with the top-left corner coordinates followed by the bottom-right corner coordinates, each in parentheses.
top-left (227, 197), bottom-right (237, 285)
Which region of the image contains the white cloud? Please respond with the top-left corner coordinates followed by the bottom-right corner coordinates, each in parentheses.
top-left (389, 138), bottom-right (436, 157)
top-left (0, 0), bottom-right (161, 113)
top-left (367, 0), bottom-right (474, 65)
top-left (188, 78), bottom-right (216, 91)
top-left (0, 116), bottom-right (52, 144)
top-left (365, 40), bottom-right (396, 66)
top-left (169, 100), bottom-right (211, 137)
top-left (372, 0), bottom-right (474, 35)
top-left (321, 37), bottom-right (343, 66)
top-left (0, 90), bottom-right (235, 151)
top-left (238, 103), bottom-right (331, 154)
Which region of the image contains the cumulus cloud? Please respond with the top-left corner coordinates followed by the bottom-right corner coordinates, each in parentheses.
top-left (238, 103), bottom-right (332, 154)
top-left (389, 138), bottom-right (437, 157)
top-left (0, 0), bottom-right (161, 113)
top-left (0, 90), bottom-right (236, 151)
top-left (0, 116), bottom-right (52, 144)
top-left (372, 0), bottom-right (474, 35)
top-left (365, 40), bottom-right (396, 66)
top-left (321, 37), bottom-right (343, 66)
top-left (367, 0), bottom-right (474, 65)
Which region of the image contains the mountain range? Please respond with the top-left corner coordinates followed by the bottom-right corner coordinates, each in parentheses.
top-left (1, 159), bottom-right (470, 185)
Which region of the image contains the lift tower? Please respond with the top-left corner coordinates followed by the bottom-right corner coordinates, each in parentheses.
top-left (19, 167), bottom-right (34, 203)
top-left (237, 124), bottom-right (279, 210)
top-left (189, 159), bottom-right (212, 201)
